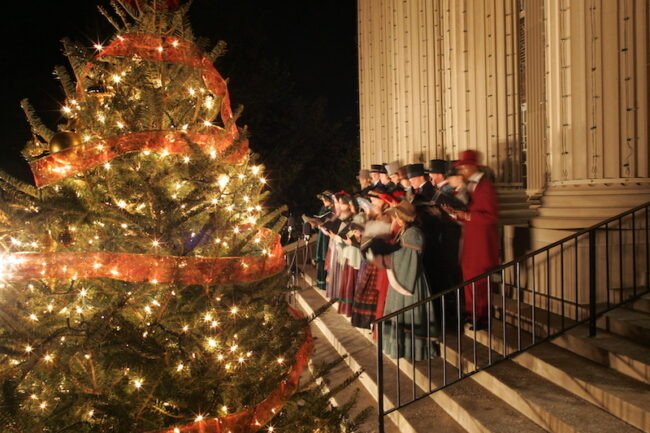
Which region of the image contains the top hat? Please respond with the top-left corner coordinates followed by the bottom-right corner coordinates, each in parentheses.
top-left (429, 159), bottom-right (448, 174)
top-left (385, 161), bottom-right (400, 176)
top-left (370, 164), bottom-right (388, 174)
top-left (397, 165), bottom-right (410, 179)
top-left (406, 163), bottom-right (426, 178)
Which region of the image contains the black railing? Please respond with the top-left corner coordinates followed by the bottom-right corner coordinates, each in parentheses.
top-left (284, 233), bottom-right (317, 286)
top-left (373, 201), bottom-right (650, 432)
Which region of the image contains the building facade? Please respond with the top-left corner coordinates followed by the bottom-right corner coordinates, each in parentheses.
top-left (357, 0), bottom-right (649, 241)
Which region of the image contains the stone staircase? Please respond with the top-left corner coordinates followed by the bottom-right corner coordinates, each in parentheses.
top-left (293, 265), bottom-right (650, 433)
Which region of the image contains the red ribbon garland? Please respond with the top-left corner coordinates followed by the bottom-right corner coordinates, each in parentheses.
top-left (3, 229), bottom-right (283, 286)
top-left (30, 33), bottom-right (245, 187)
top-left (29, 130), bottom-right (248, 187)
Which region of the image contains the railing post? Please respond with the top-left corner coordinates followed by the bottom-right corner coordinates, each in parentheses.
top-left (589, 230), bottom-right (597, 337)
top-left (377, 321), bottom-right (385, 433)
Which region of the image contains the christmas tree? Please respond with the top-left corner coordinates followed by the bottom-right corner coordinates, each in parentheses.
top-left (0, 1), bottom-right (363, 431)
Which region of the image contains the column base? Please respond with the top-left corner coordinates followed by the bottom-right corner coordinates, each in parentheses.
top-left (531, 181), bottom-right (650, 230)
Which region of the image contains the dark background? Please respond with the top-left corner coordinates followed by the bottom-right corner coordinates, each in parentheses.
top-left (0, 0), bottom-right (359, 216)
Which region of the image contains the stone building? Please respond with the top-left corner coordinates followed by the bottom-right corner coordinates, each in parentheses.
top-left (357, 0), bottom-right (648, 242)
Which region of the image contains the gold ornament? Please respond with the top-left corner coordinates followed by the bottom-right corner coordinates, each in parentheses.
top-left (49, 131), bottom-right (82, 154)
top-left (86, 84), bottom-right (115, 103)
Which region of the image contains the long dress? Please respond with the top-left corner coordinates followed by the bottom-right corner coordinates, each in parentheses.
top-left (315, 205), bottom-right (332, 290)
top-left (325, 216), bottom-right (351, 299)
top-left (381, 226), bottom-right (438, 361)
top-left (324, 236), bottom-right (339, 298)
top-left (337, 242), bottom-right (362, 316)
top-left (461, 177), bottom-right (499, 323)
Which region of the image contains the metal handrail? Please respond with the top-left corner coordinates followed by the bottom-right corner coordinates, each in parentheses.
top-left (373, 201), bottom-right (650, 432)
top-left (374, 200), bottom-right (650, 324)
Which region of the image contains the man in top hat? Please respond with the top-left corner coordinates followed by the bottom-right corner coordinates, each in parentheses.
top-left (405, 163), bottom-right (450, 295)
top-left (397, 165), bottom-right (414, 201)
top-left (385, 161), bottom-right (402, 193)
top-left (357, 169), bottom-right (373, 195)
top-left (429, 159), bottom-right (448, 190)
top-left (406, 163), bottom-right (435, 202)
top-left (369, 164), bottom-right (387, 189)
top-left (378, 163), bottom-right (395, 191)
top-left (446, 150), bottom-right (499, 330)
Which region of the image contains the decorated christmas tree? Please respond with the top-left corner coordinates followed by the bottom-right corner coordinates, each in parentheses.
top-left (0, 1), bottom-right (363, 431)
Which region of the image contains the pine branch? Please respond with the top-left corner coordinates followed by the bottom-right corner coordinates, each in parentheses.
top-left (109, 0), bottom-right (132, 28)
top-left (205, 40), bottom-right (228, 63)
top-left (98, 6), bottom-right (124, 32)
top-left (114, 0), bottom-right (140, 21)
top-left (53, 66), bottom-right (77, 101)
top-left (194, 36), bottom-right (210, 53)
top-left (170, 10), bottom-right (185, 38)
top-left (61, 38), bottom-right (90, 83)
top-left (0, 169), bottom-right (41, 200)
top-left (20, 99), bottom-right (54, 142)
top-left (270, 213), bottom-right (288, 234)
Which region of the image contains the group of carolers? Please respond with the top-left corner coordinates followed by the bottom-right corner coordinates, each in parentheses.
top-left (305, 150), bottom-right (499, 361)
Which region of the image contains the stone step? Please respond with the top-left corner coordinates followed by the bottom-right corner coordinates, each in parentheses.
top-left (499, 209), bottom-right (538, 219)
top-left (436, 319), bottom-right (645, 433)
top-left (296, 274), bottom-right (546, 433)
top-left (294, 279), bottom-right (466, 433)
top-left (306, 320), bottom-right (400, 433)
top-left (552, 325), bottom-right (650, 385)
top-left (499, 202), bottom-right (534, 211)
top-left (597, 308), bottom-right (650, 346)
top-left (469, 318), bottom-right (650, 433)
top-left (493, 290), bottom-right (650, 384)
top-left (473, 358), bottom-right (643, 433)
top-left (631, 294), bottom-right (650, 314)
top-left (491, 289), bottom-right (577, 338)
top-left (436, 323), bottom-right (642, 433)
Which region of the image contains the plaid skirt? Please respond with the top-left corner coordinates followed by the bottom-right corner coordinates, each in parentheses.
top-left (337, 262), bottom-right (358, 317)
top-left (351, 263), bottom-right (388, 329)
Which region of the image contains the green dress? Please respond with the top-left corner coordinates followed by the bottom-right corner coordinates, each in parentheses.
top-left (315, 205), bottom-right (332, 290)
top-left (381, 226), bottom-right (439, 360)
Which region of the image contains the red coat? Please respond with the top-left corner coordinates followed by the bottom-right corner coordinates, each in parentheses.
top-left (461, 177), bottom-right (499, 276)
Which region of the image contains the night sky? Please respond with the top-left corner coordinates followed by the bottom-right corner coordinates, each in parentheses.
top-left (0, 0), bottom-right (359, 202)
